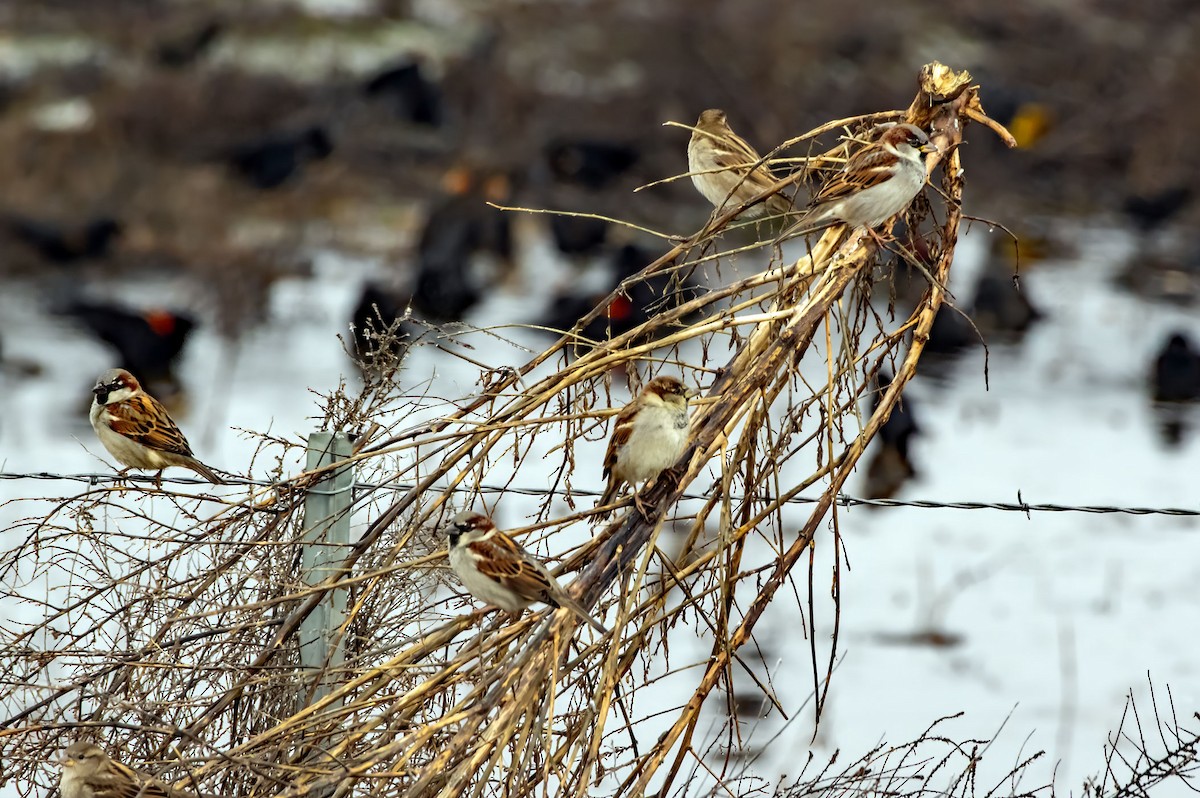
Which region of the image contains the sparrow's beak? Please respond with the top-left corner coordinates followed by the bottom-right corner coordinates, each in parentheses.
top-left (920, 141), bottom-right (939, 155)
top-left (59, 755), bottom-right (73, 767)
top-left (92, 384), bottom-right (108, 402)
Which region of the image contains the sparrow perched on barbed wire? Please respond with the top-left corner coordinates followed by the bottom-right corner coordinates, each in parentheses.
top-left (597, 375), bottom-right (694, 518)
top-left (90, 368), bottom-right (222, 484)
top-left (447, 511), bottom-right (608, 633)
top-left (59, 741), bottom-right (195, 798)
top-left (687, 109), bottom-right (794, 219)
top-left (776, 123), bottom-right (936, 243)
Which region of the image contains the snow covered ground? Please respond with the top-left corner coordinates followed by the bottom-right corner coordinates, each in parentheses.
top-left (1, 221), bottom-right (1197, 795)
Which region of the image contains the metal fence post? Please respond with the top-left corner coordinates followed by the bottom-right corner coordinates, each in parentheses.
top-left (299, 431), bottom-right (353, 707)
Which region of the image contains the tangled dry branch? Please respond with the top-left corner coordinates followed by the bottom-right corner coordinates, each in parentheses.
top-left (0, 62), bottom-right (1046, 798)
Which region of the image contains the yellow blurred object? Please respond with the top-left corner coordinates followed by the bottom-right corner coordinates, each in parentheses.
top-left (1008, 102), bottom-right (1054, 149)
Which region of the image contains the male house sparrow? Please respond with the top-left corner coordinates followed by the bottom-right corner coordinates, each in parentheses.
top-left (777, 123), bottom-right (936, 242)
top-left (688, 109), bottom-right (793, 219)
top-left (597, 375), bottom-right (694, 517)
top-left (90, 368), bottom-right (222, 484)
top-left (59, 741), bottom-right (192, 798)
top-left (447, 511), bottom-right (608, 634)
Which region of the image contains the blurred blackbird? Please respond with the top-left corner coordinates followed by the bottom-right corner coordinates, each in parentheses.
top-left (363, 62), bottom-right (442, 126)
top-left (1123, 186), bottom-right (1193, 235)
top-left (540, 243), bottom-right (700, 345)
top-left (544, 139), bottom-right (640, 190)
top-left (861, 372), bottom-right (921, 501)
top-left (862, 443), bottom-right (916, 502)
top-left (872, 371), bottom-right (921, 459)
top-left (548, 214), bottom-right (609, 261)
top-left (923, 304), bottom-right (977, 356)
top-left (969, 272), bottom-right (1042, 338)
top-left (228, 126), bottom-right (333, 189)
top-left (351, 282), bottom-right (413, 371)
top-left (58, 301), bottom-right (196, 397)
top-left (412, 259), bottom-right (480, 322)
top-left (155, 20), bottom-right (224, 69)
top-left (6, 215), bottom-right (122, 263)
top-left (1151, 332), bottom-right (1200, 403)
top-left (411, 168), bottom-right (513, 321)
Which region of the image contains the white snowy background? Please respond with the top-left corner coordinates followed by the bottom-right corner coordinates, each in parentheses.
top-left (1, 221), bottom-right (1198, 795)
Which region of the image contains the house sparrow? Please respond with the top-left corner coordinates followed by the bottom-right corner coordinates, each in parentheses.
top-left (90, 368), bottom-right (222, 484)
top-left (776, 123), bottom-right (936, 242)
top-left (447, 511), bottom-right (608, 634)
top-left (597, 375), bottom-right (694, 517)
top-left (687, 109), bottom-right (793, 219)
top-left (59, 741), bottom-right (191, 798)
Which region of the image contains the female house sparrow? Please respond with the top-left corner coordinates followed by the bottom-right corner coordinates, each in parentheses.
top-left (688, 109), bottom-right (793, 219)
top-left (59, 741), bottom-right (191, 798)
top-left (90, 368), bottom-right (222, 484)
top-left (597, 375), bottom-right (694, 517)
top-left (447, 511), bottom-right (608, 634)
top-left (776, 123), bottom-right (936, 242)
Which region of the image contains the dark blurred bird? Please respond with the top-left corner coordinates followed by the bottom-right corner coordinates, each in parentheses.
top-left (1123, 186), bottom-right (1193, 236)
top-left (351, 282), bottom-right (414, 373)
top-left (862, 371), bottom-right (921, 501)
top-left (411, 167), bottom-right (513, 321)
top-left (923, 304), bottom-right (977, 356)
top-left (873, 371), bottom-right (921, 459)
top-left (540, 243), bottom-right (700, 346)
top-left (548, 214), bottom-right (609, 262)
top-left (58, 301), bottom-right (197, 400)
top-left (544, 139), bottom-right (640, 190)
top-left (5, 215), bottom-right (122, 263)
top-left (969, 272), bottom-right (1042, 339)
top-left (1151, 332), bottom-right (1200, 403)
top-left (154, 19), bottom-right (224, 69)
top-left (228, 125), bottom-right (333, 189)
top-left (363, 61), bottom-right (442, 126)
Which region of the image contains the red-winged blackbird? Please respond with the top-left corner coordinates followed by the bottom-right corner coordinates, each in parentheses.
top-left (58, 301), bottom-right (196, 398)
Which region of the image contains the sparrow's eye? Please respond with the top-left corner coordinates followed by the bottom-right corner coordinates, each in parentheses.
top-left (455, 522), bottom-right (471, 532)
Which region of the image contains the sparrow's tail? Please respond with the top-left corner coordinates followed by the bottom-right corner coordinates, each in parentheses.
top-left (188, 459), bottom-right (225, 484)
top-left (555, 595), bottom-right (609, 635)
top-left (595, 478), bottom-right (622, 519)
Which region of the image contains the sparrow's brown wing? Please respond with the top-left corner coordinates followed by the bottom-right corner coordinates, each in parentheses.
top-left (469, 535), bottom-right (561, 603)
top-left (93, 763), bottom-right (181, 798)
top-left (811, 145), bottom-right (901, 206)
top-left (106, 394), bottom-right (196, 458)
top-left (602, 402), bottom-right (639, 480)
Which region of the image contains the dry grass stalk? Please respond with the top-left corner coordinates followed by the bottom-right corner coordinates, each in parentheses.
top-left (0, 62), bottom-right (1018, 798)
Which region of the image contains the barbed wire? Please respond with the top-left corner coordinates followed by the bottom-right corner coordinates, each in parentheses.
top-left (1, 471), bottom-right (1197, 517)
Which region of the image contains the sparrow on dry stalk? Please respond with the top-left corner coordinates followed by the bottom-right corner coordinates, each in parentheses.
top-left (90, 368), bottom-right (222, 485)
top-left (597, 375), bottom-right (694, 518)
top-left (776, 123), bottom-right (936, 244)
top-left (687, 109), bottom-right (794, 219)
top-left (447, 511), bottom-right (608, 634)
top-left (59, 741), bottom-right (194, 798)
